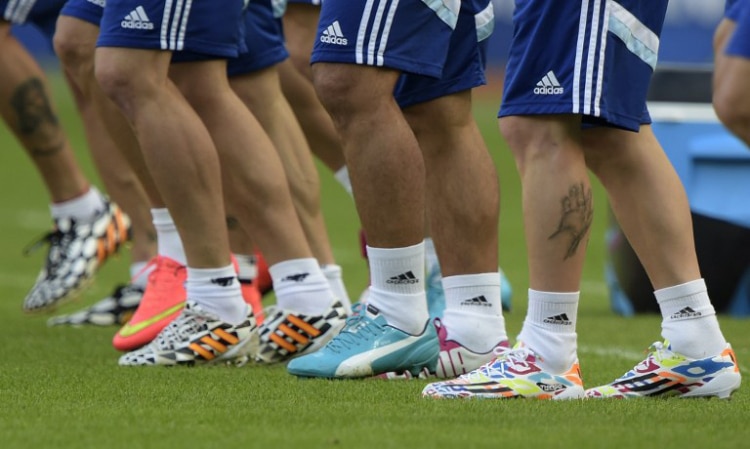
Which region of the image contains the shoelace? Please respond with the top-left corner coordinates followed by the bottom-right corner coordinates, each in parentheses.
top-left (464, 346), bottom-right (535, 382)
top-left (323, 314), bottom-right (383, 353)
top-left (147, 258), bottom-right (186, 291)
top-left (23, 227), bottom-right (75, 279)
top-left (152, 305), bottom-right (210, 351)
top-left (624, 341), bottom-right (669, 375)
top-left (111, 284), bottom-right (145, 300)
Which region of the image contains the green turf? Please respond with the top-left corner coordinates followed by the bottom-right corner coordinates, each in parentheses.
top-left (0, 73), bottom-right (747, 449)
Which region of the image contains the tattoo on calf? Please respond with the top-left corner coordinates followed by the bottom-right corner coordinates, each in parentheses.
top-left (548, 182), bottom-right (593, 260)
top-left (10, 78), bottom-right (64, 156)
top-left (11, 78), bottom-right (59, 134)
top-left (226, 216), bottom-right (239, 230)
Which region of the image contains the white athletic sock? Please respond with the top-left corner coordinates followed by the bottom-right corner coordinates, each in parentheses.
top-left (366, 242), bottom-right (429, 335)
top-left (130, 261), bottom-right (153, 289)
top-left (270, 258), bottom-right (333, 315)
top-left (321, 264), bottom-right (352, 313)
top-left (186, 264), bottom-right (247, 325)
top-left (423, 237), bottom-right (441, 277)
top-left (517, 289), bottom-right (579, 374)
top-left (151, 208), bottom-right (187, 266)
top-left (50, 186), bottom-right (106, 222)
top-left (333, 166), bottom-right (353, 196)
top-left (656, 279), bottom-right (727, 358)
top-left (233, 253), bottom-right (258, 283)
top-left (441, 273), bottom-right (507, 353)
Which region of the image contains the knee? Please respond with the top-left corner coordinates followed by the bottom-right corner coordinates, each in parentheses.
top-left (499, 115), bottom-right (582, 174)
top-left (714, 87), bottom-right (750, 137)
top-left (311, 64), bottom-right (361, 120)
top-left (53, 29), bottom-right (94, 78)
top-left (498, 116), bottom-right (542, 170)
top-left (94, 59), bottom-right (145, 118)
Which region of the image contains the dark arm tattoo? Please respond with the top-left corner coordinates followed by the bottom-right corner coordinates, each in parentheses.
top-left (548, 182), bottom-right (593, 260)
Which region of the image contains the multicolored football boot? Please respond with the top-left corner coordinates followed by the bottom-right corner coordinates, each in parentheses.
top-left (255, 300), bottom-right (348, 364)
top-left (286, 303), bottom-right (439, 378)
top-left (422, 342), bottom-right (585, 399)
top-left (585, 341), bottom-right (741, 399)
top-left (254, 251), bottom-right (273, 297)
top-left (118, 300), bottom-right (258, 366)
top-left (112, 256), bottom-right (187, 352)
top-left (240, 280), bottom-right (264, 325)
top-left (23, 200), bottom-right (130, 313)
top-left (47, 283), bottom-right (144, 327)
top-left (376, 318), bottom-right (508, 380)
top-left (113, 256), bottom-right (265, 351)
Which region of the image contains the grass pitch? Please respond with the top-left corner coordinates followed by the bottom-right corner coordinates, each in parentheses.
top-left (0, 73), bottom-right (747, 449)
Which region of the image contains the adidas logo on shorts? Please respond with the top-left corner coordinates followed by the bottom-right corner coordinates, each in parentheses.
top-left (534, 70), bottom-right (564, 95)
top-left (320, 21), bottom-right (348, 46)
top-left (121, 6), bottom-right (155, 30)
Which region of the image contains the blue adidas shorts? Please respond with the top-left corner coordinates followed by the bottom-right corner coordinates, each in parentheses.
top-left (394, 0), bottom-right (493, 108)
top-left (288, 0), bottom-right (321, 4)
top-left (60, 0), bottom-right (103, 26)
top-left (725, 0), bottom-right (743, 21)
top-left (227, 0), bottom-right (289, 77)
top-left (2, 0), bottom-right (66, 37)
top-left (725, 0), bottom-right (750, 58)
top-left (98, 0), bottom-right (246, 58)
top-left (311, 0), bottom-right (459, 78)
top-left (499, 0), bottom-right (669, 132)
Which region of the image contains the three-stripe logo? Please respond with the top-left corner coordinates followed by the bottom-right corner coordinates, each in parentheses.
top-left (320, 20), bottom-right (348, 46)
top-left (534, 70), bottom-right (564, 95)
top-left (121, 5), bottom-right (154, 30)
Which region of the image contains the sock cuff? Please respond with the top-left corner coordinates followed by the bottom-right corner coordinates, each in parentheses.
top-left (655, 279), bottom-right (707, 302)
top-left (321, 264), bottom-right (342, 277)
top-left (233, 254), bottom-right (258, 281)
top-left (187, 264), bottom-right (236, 283)
top-left (366, 241), bottom-right (424, 260)
top-left (50, 186), bottom-right (104, 221)
top-left (333, 166), bottom-right (353, 195)
top-left (150, 208), bottom-right (173, 226)
top-left (528, 288), bottom-right (580, 304)
top-left (269, 258), bottom-right (321, 280)
top-left (443, 273), bottom-right (501, 289)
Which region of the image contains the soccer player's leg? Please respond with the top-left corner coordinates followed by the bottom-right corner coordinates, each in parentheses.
top-left (97, 0), bottom-right (255, 366)
top-left (45, 4), bottom-right (157, 325)
top-left (287, 0), bottom-right (454, 378)
top-left (227, 3), bottom-right (352, 317)
top-left (582, 126), bottom-right (741, 399)
top-left (370, 0), bottom-right (509, 381)
top-left (0, 7), bottom-right (129, 312)
top-left (163, 3), bottom-right (345, 364)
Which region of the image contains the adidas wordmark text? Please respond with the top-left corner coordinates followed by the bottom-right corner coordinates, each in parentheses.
top-left (320, 21), bottom-right (348, 46)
